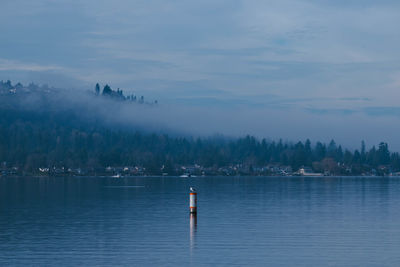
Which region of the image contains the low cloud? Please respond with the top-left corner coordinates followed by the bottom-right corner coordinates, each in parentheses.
top-left (0, 58), bottom-right (63, 72)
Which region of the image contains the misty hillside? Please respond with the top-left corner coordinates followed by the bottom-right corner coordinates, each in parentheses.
top-left (0, 80), bottom-right (163, 130)
top-left (1, 80), bottom-right (400, 176)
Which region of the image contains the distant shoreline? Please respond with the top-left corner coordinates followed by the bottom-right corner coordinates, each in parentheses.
top-left (1, 175), bottom-right (399, 178)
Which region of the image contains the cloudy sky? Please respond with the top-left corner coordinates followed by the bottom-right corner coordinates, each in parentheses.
top-left (1, 0), bottom-right (400, 149)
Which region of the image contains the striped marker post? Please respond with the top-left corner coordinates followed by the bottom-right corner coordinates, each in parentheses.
top-left (189, 187), bottom-right (197, 214)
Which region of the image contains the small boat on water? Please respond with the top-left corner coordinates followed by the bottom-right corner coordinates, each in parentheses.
top-left (112, 174), bottom-right (122, 178)
top-left (298, 167), bottom-right (323, 176)
top-left (180, 173), bottom-right (196, 178)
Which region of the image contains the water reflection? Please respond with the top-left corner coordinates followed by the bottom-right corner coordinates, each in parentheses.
top-left (190, 213), bottom-right (197, 250)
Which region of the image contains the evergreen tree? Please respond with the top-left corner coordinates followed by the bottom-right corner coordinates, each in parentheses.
top-left (102, 84), bottom-right (112, 95)
top-left (377, 142), bottom-right (390, 165)
top-left (361, 140), bottom-right (366, 164)
top-left (95, 83), bottom-right (100, 95)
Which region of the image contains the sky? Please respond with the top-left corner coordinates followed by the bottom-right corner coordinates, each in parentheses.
top-left (1, 0), bottom-right (400, 149)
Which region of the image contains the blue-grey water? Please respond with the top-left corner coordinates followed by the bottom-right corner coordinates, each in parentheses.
top-left (1, 176), bottom-right (400, 266)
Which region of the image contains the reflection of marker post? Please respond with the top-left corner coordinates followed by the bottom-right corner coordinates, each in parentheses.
top-left (189, 187), bottom-right (197, 214)
top-left (190, 213), bottom-right (197, 250)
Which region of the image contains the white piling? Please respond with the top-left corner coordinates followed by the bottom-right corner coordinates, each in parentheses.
top-left (189, 187), bottom-right (197, 213)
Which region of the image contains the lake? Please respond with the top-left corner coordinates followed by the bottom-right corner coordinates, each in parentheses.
top-left (1, 176), bottom-right (400, 266)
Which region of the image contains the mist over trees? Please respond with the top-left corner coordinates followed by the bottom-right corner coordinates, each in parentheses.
top-left (96, 83), bottom-right (151, 104)
top-left (0, 80), bottom-right (156, 105)
top-left (1, 106), bottom-right (399, 176)
top-left (1, 80), bottom-right (400, 176)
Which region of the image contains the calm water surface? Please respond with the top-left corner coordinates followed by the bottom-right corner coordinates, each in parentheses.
top-left (1, 176), bottom-right (400, 266)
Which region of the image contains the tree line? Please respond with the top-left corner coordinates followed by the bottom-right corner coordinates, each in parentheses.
top-left (1, 107), bottom-right (399, 175)
top-left (95, 83), bottom-right (157, 104)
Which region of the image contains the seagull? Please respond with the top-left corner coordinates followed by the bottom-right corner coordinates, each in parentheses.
top-left (190, 187), bottom-right (196, 192)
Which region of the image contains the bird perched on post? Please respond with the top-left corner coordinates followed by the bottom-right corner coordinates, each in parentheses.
top-left (190, 187), bottom-right (196, 192)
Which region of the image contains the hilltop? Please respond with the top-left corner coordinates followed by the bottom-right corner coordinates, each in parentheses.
top-left (0, 80), bottom-right (157, 105)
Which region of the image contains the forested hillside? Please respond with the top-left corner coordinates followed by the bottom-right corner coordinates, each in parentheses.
top-left (1, 80), bottom-right (400, 176)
